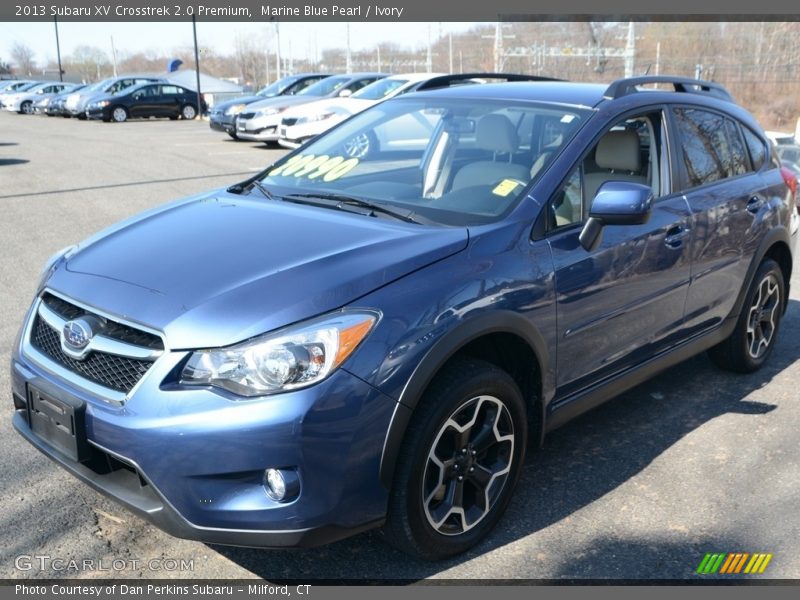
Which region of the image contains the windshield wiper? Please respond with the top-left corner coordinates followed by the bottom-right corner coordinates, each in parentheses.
top-left (249, 179), bottom-right (276, 200)
top-left (282, 192), bottom-right (423, 224)
top-left (226, 179), bottom-right (275, 200)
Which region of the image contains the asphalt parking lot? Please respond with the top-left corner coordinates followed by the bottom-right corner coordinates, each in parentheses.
top-left (1, 111), bottom-right (799, 581)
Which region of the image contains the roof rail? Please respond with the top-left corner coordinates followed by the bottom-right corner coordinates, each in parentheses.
top-left (416, 72), bottom-right (563, 91)
top-left (603, 76), bottom-right (734, 102)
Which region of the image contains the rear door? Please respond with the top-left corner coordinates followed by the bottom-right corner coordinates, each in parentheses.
top-left (157, 85), bottom-right (184, 117)
top-left (548, 109), bottom-right (694, 399)
top-left (671, 107), bottom-right (770, 332)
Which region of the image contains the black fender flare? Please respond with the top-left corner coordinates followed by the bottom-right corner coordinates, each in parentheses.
top-left (378, 310), bottom-right (551, 489)
top-left (731, 225), bottom-right (793, 320)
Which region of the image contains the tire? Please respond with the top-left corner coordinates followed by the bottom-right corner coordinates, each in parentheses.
top-left (228, 131), bottom-right (239, 140)
top-left (180, 104), bottom-right (197, 120)
top-left (20, 101), bottom-right (33, 115)
top-left (708, 258), bottom-right (785, 373)
top-left (383, 357), bottom-right (527, 560)
top-left (111, 106), bottom-right (128, 123)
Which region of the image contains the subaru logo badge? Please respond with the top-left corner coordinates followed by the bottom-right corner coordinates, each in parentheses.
top-left (62, 319), bottom-right (93, 350)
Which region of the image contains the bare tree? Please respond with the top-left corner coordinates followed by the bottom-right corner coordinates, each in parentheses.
top-left (11, 42), bottom-right (36, 76)
top-left (67, 45), bottom-right (112, 82)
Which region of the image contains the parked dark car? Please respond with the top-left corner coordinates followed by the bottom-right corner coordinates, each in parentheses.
top-left (12, 76), bottom-right (797, 560)
top-left (85, 82), bottom-right (203, 122)
top-left (64, 76), bottom-right (163, 118)
top-left (209, 73), bottom-right (331, 139)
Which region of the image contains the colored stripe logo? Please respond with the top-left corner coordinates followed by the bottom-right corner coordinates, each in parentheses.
top-left (696, 552), bottom-right (773, 574)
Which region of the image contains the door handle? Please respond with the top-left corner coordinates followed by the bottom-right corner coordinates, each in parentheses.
top-left (664, 226), bottom-right (690, 248)
top-left (747, 196), bottom-right (764, 214)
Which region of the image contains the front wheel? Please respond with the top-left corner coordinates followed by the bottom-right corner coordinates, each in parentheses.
top-left (20, 101), bottom-right (33, 114)
top-left (383, 358), bottom-right (527, 560)
top-left (111, 106), bottom-right (128, 123)
top-left (180, 104), bottom-right (197, 120)
top-left (708, 258), bottom-right (785, 373)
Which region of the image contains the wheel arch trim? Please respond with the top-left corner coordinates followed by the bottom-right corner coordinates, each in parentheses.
top-left (378, 311), bottom-right (550, 489)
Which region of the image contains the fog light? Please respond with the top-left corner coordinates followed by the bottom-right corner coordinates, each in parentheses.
top-left (264, 468), bottom-right (300, 502)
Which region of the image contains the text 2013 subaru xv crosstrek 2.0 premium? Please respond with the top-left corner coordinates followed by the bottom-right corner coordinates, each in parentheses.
top-left (11, 76), bottom-right (798, 560)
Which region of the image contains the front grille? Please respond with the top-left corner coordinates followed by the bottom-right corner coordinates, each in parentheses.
top-left (239, 112), bottom-right (255, 120)
top-left (31, 316), bottom-right (153, 393)
top-left (281, 117), bottom-right (298, 127)
top-left (29, 294), bottom-right (162, 395)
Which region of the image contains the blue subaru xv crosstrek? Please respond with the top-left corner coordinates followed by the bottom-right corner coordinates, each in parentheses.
top-left (11, 76), bottom-right (798, 560)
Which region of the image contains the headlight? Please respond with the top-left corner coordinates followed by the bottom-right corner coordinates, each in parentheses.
top-left (97, 100), bottom-right (110, 107)
top-left (256, 106), bottom-right (284, 117)
top-left (224, 103), bottom-right (247, 116)
top-left (181, 310), bottom-right (379, 397)
top-left (38, 245), bottom-right (77, 290)
top-left (299, 112), bottom-right (335, 124)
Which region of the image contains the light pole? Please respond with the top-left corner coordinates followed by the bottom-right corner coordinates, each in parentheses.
top-left (54, 16), bottom-right (63, 82)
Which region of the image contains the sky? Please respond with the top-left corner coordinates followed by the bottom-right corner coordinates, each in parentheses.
top-left (0, 21), bottom-right (479, 68)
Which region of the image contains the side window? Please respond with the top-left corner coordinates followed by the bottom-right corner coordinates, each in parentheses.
top-left (290, 78), bottom-right (318, 94)
top-left (161, 85), bottom-right (180, 95)
top-left (742, 126), bottom-right (767, 171)
top-left (724, 119), bottom-right (749, 176)
top-left (549, 112), bottom-right (662, 230)
top-left (347, 78), bottom-right (376, 93)
top-left (672, 108), bottom-right (743, 188)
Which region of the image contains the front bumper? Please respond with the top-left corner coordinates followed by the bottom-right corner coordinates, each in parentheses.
top-left (11, 299), bottom-right (397, 547)
top-left (235, 115), bottom-right (282, 142)
top-left (84, 107), bottom-right (108, 120)
top-left (209, 114), bottom-right (235, 133)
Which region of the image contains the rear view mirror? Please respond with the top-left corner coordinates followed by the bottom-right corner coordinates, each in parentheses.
top-left (579, 181), bottom-right (653, 252)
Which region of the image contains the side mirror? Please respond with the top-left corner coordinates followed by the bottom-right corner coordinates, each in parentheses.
top-left (338, 89), bottom-right (353, 98)
top-left (579, 181), bottom-right (653, 252)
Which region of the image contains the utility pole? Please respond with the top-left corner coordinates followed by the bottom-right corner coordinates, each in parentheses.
top-left (449, 32), bottom-right (453, 73)
top-left (192, 14), bottom-right (202, 118)
top-left (345, 23), bottom-right (352, 73)
top-left (483, 23), bottom-right (514, 72)
top-left (110, 36), bottom-right (117, 77)
top-left (275, 23), bottom-right (281, 80)
top-left (426, 24), bottom-right (432, 72)
top-left (624, 21), bottom-right (635, 78)
top-left (376, 45), bottom-right (381, 72)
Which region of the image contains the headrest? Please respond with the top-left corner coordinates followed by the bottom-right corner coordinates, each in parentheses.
top-left (595, 130), bottom-right (641, 172)
top-left (476, 114), bottom-right (519, 154)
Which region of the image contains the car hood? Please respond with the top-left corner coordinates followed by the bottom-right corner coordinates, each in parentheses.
top-left (246, 95), bottom-right (328, 112)
top-left (213, 95), bottom-right (263, 111)
top-left (284, 97), bottom-right (375, 119)
top-left (51, 190), bottom-right (467, 349)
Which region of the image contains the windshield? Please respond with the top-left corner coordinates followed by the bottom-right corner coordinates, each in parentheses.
top-left (352, 78), bottom-right (409, 101)
top-left (257, 77), bottom-right (295, 97)
top-left (258, 97), bottom-right (588, 226)
top-left (297, 76), bottom-right (348, 97)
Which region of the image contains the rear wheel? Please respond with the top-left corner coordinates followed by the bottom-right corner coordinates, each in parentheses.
top-left (383, 358), bottom-right (527, 560)
top-left (181, 104), bottom-right (197, 120)
top-left (708, 258), bottom-right (785, 373)
top-left (111, 106), bottom-right (128, 123)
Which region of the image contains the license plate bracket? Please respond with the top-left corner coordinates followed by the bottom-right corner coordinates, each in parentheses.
top-left (27, 384), bottom-right (90, 462)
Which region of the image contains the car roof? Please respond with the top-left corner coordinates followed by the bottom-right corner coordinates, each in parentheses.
top-left (406, 81), bottom-right (608, 108)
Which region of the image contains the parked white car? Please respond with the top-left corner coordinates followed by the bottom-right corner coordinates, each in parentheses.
top-left (234, 73), bottom-right (386, 144)
top-left (2, 82), bottom-right (77, 114)
top-left (277, 73), bottom-right (447, 152)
